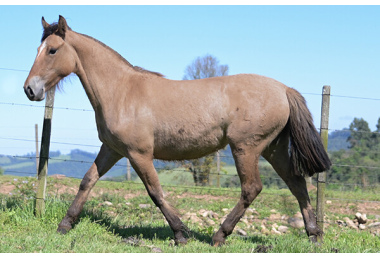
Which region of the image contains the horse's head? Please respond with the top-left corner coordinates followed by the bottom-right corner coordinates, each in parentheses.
top-left (24, 16), bottom-right (77, 101)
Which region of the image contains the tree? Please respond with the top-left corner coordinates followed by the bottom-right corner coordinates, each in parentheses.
top-left (183, 54), bottom-right (229, 186)
top-left (329, 117), bottom-right (380, 189)
top-left (347, 118), bottom-right (372, 150)
top-left (183, 54), bottom-right (229, 80)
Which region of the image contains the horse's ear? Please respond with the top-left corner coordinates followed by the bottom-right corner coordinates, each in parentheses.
top-left (42, 17), bottom-right (50, 30)
top-left (57, 15), bottom-right (68, 39)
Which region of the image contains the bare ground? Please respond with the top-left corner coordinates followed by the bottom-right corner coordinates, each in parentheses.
top-left (1, 175), bottom-right (379, 219)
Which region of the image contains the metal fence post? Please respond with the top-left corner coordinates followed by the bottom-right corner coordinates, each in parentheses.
top-left (35, 88), bottom-right (55, 217)
top-left (316, 85), bottom-right (331, 233)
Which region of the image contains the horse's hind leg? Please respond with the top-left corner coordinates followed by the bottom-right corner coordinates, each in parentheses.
top-left (212, 144), bottom-right (262, 246)
top-left (262, 130), bottom-right (323, 243)
top-left (58, 144), bottom-right (122, 234)
top-left (128, 151), bottom-right (188, 245)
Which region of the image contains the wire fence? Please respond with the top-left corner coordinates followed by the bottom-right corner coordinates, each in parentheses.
top-left (1, 146), bottom-right (379, 202)
top-left (1, 120), bottom-right (380, 189)
top-left (1, 69), bottom-right (380, 210)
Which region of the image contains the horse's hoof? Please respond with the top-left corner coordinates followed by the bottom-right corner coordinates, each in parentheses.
top-left (309, 235), bottom-right (323, 246)
top-left (57, 225), bottom-right (71, 235)
top-left (212, 241), bottom-right (225, 247)
top-left (212, 237), bottom-right (225, 247)
top-left (174, 237), bottom-right (188, 246)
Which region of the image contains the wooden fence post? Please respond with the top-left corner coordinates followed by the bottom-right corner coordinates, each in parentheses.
top-left (35, 88), bottom-right (55, 217)
top-left (126, 159), bottom-right (131, 181)
top-left (216, 151), bottom-right (220, 188)
top-left (316, 85), bottom-right (331, 234)
top-left (35, 123), bottom-right (39, 177)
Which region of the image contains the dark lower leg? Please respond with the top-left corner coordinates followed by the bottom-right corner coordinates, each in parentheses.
top-left (130, 155), bottom-right (188, 245)
top-left (275, 171), bottom-right (323, 241)
top-left (156, 199), bottom-right (188, 244)
top-left (57, 145), bottom-right (121, 233)
top-left (263, 134), bottom-right (322, 243)
top-left (286, 176), bottom-right (322, 241)
top-left (212, 149), bottom-right (262, 246)
top-left (212, 183), bottom-right (261, 246)
top-left (146, 188), bottom-right (188, 244)
top-left (57, 164), bottom-right (99, 233)
top-left (212, 201), bottom-right (245, 245)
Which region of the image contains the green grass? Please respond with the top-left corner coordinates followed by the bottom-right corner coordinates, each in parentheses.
top-left (2, 155), bottom-right (71, 171)
top-left (3, 162), bottom-right (34, 170)
top-left (0, 175), bottom-right (379, 253)
top-left (156, 167), bottom-right (195, 186)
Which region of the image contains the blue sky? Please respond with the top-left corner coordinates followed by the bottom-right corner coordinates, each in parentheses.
top-left (0, 4), bottom-right (380, 156)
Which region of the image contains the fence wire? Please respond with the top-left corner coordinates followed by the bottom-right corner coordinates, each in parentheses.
top-left (1, 87), bottom-right (380, 207)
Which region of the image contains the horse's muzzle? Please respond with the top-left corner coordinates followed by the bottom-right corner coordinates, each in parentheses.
top-left (24, 86), bottom-right (36, 100)
top-left (24, 76), bottom-right (46, 101)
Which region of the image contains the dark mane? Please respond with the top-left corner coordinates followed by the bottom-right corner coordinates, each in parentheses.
top-left (42, 23), bottom-right (164, 78)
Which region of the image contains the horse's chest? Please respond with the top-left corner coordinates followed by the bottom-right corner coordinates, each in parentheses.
top-left (96, 114), bottom-right (155, 156)
top-left (95, 117), bottom-right (128, 153)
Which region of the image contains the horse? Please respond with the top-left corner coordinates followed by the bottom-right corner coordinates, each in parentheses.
top-left (23, 16), bottom-right (331, 246)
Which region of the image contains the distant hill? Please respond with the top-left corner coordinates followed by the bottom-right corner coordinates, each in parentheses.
top-left (1, 149), bottom-right (123, 179)
top-left (327, 129), bottom-right (350, 151)
top-left (0, 129), bottom-right (350, 180)
top-left (0, 149), bottom-right (180, 180)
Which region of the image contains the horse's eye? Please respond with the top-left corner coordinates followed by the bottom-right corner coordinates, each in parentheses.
top-left (49, 49), bottom-right (57, 55)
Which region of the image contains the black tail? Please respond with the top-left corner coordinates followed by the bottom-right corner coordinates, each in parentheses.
top-left (286, 88), bottom-right (331, 177)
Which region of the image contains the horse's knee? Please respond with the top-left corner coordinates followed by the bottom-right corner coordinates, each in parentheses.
top-left (79, 169), bottom-right (98, 191)
top-left (79, 178), bottom-right (95, 191)
top-left (242, 182), bottom-right (262, 207)
top-left (254, 182), bottom-right (263, 194)
top-left (79, 180), bottom-right (89, 191)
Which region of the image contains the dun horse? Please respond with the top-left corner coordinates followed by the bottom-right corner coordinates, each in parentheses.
top-left (24, 16), bottom-right (331, 246)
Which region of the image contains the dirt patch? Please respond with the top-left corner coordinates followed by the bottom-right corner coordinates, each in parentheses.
top-left (326, 200), bottom-right (380, 216)
top-left (124, 193), bottom-right (140, 200)
top-left (50, 174), bottom-right (66, 179)
top-left (0, 176), bottom-right (378, 220)
top-left (173, 192), bottom-right (228, 201)
top-left (0, 184), bottom-right (16, 195)
top-left (357, 202), bottom-right (380, 216)
top-left (51, 183), bottom-right (77, 196)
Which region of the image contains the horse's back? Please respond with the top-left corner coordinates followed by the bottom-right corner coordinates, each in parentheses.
top-left (150, 74), bottom-right (290, 160)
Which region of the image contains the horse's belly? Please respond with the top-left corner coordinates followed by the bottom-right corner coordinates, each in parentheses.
top-left (153, 126), bottom-right (228, 160)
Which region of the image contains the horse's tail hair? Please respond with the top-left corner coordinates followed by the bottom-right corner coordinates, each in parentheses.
top-left (286, 87), bottom-right (331, 177)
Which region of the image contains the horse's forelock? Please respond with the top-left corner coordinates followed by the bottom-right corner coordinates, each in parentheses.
top-left (41, 23), bottom-right (71, 42)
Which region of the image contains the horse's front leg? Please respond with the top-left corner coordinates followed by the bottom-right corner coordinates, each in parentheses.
top-left (129, 151), bottom-right (188, 245)
top-left (57, 144), bottom-right (121, 234)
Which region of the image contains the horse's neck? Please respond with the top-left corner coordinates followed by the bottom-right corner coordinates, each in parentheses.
top-left (69, 31), bottom-right (135, 113)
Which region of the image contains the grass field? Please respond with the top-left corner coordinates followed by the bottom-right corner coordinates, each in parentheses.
top-left (0, 175), bottom-right (379, 253)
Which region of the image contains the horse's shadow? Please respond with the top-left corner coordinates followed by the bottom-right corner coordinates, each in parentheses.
top-left (78, 208), bottom-right (268, 247)
top-left (79, 208), bottom-right (212, 244)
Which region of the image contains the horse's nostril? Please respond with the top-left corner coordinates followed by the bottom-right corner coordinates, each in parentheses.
top-left (26, 86), bottom-right (35, 98)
